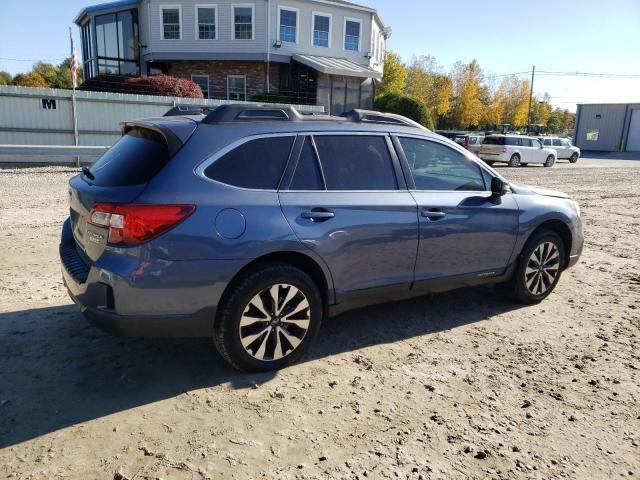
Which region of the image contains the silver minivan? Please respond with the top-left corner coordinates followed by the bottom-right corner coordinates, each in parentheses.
top-left (479, 135), bottom-right (557, 167)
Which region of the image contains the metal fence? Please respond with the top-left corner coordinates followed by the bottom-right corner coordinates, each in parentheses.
top-left (0, 85), bottom-right (324, 165)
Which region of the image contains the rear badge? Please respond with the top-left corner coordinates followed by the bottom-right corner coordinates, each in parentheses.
top-left (87, 230), bottom-right (105, 244)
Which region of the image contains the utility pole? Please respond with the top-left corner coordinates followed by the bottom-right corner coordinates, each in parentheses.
top-left (526, 65), bottom-right (535, 127)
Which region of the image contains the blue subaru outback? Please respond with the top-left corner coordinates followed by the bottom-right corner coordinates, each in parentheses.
top-left (60, 105), bottom-right (583, 371)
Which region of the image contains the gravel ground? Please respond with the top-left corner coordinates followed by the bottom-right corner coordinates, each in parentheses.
top-left (0, 164), bottom-right (639, 480)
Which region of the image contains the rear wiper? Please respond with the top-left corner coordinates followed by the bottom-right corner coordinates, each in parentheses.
top-left (82, 166), bottom-right (95, 181)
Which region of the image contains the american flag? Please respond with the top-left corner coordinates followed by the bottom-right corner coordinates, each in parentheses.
top-left (70, 49), bottom-right (78, 89)
top-left (69, 28), bottom-right (78, 89)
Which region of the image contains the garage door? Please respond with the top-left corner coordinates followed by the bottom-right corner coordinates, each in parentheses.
top-left (627, 109), bottom-right (640, 152)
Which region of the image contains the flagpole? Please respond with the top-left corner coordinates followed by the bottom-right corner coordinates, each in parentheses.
top-left (69, 27), bottom-right (80, 168)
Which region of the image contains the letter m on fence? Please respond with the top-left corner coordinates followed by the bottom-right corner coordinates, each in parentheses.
top-left (40, 98), bottom-right (57, 110)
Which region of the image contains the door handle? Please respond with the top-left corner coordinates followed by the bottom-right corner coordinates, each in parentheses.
top-left (421, 209), bottom-right (447, 220)
top-left (301, 208), bottom-right (335, 222)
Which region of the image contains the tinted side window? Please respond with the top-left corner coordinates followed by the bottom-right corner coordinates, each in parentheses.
top-left (399, 138), bottom-right (486, 192)
top-left (204, 136), bottom-right (294, 189)
top-left (313, 135), bottom-right (397, 191)
top-left (482, 136), bottom-right (505, 145)
top-left (88, 128), bottom-right (170, 186)
top-left (521, 138), bottom-right (532, 147)
top-left (289, 137), bottom-right (324, 190)
top-left (531, 139), bottom-right (542, 148)
top-left (544, 138), bottom-right (552, 146)
top-left (552, 139), bottom-right (562, 146)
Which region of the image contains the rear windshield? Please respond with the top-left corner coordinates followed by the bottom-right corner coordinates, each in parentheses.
top-left (482, 136), bottom-right (506, 145)
top-left (85, 128), bottom-right (170, 186)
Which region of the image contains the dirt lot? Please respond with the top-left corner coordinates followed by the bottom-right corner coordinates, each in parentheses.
top-left (0, 162), bottom-right (638, 480)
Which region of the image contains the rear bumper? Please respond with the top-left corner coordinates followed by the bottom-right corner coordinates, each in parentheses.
top-left (59, 218), bottom-right (235, 338)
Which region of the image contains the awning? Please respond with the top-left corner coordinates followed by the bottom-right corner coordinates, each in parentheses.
top-left (292, 54), bottom-right (382, 81)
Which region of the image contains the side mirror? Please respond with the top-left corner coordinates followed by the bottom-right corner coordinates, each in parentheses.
top-left (491, 177), bottom-right (509, 196)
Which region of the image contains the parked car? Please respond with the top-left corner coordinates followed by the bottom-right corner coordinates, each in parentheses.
top-left (479, 134), bottom-right (557, 167)
top-left (454, 133), bottom-right (485, 155)
top-left (541, 137), bottom-right (580, 163)
top-left (60, 106), bottom-right (583, 371)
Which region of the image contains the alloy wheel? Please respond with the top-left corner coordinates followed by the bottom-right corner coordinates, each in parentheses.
top-left (238, 284), bottom-right (311, 362)
top-left (525, 242), bottom-right (561, 295)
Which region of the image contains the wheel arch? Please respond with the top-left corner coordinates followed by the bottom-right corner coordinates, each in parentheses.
top-left (524, 219), bottom-right (572, 269)
top-left (218, 251), bottom-right (333, 316)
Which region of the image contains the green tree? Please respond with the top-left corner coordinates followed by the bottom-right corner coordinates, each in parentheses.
top-left (375, 92), bottom-right (434, 130)
top-left (0, 71), bottom-right (12, 85)
top-left (378, 51), bottom-right (407, 96)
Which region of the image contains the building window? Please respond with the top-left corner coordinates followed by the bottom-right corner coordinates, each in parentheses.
top-left (95, 9), bottom-right (140, 75)
top-left (191, 74), bottom-right (210, 98)
top-left (161, 6), bottom-right (181, 40)
top-left (278, 7), bottom-right (298, 44)
top-left (227, 75), bottom-right (246, 101)
top-left (196, 5), bottom-right (217, 40)
top-left (233, 4), bottom-right (254, 40)
top-left (312, 13), bottom-right (330, 47)
top-left (344, 19), bottom-right (361, 51)
top-left (586, 129), bottom-right (599, 141)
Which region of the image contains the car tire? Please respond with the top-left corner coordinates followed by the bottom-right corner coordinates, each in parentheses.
top-left (544, 155), bottom-right (556, 167)
top-left (508, 154), bottom-right (521, 167)
top-left (213, 263), bottom-right (323, 372)
top-left (510, 230), bottom-right (566, 304)
top-left (569, 153), bottom-right (579, 163)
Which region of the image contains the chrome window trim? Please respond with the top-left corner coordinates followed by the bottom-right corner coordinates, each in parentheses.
top-left (194, 133), bottom-right (297, 192)
top-left (195, 131), bottom-right (401, 193)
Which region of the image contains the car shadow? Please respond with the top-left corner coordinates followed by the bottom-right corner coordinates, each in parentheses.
top-left (0, 286), bottom-right (522, 448)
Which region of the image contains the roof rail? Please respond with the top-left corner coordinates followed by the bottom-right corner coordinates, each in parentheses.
top-left (340, 109), bottom-right (428, 130)
top-left (164, 105), bottom-right (216, 117)
top-left (201, 104), bottom-right (303, 124)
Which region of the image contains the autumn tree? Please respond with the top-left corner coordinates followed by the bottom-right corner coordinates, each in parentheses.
top-left (448, 60), bottom-right (485, 128)
top-left (14, 72), bottom-right (48, 87)
top-left (378, 51), bottom-right (407, 96)
top-left (404, 55), bottom-right (452, 124)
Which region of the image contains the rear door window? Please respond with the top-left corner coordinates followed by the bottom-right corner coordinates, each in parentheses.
top-left (289, 137), bottom-right (324, 190)
top-left (313, 135), bottom-right (397, 191)
top-left (87, 128), bottom-right (170, 186)
top-left (399, 137), bottom-right (486, 192)
top-left (204, 136), bottom-right (294, 189)
top-left (552, 139), bottom-right (562, 146)
top-left (544, 138), bottom-right (552, 146)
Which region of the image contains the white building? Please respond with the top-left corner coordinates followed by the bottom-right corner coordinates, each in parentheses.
top-left (74, 0), bottom-right (390, 113)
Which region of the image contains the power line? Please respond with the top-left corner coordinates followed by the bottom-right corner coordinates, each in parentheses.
top-left (0, 56), bottom-right (68, 62)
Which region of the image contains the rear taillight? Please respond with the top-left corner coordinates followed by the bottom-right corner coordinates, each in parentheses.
top-left (88, 204), bottom-right (196, 246)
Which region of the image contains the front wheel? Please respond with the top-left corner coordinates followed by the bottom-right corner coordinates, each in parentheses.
top-left (569, 152), bottom-right (579, 163)
top-left (213, 264), bottom-right (322, 371)
top-left (544, 155), bottom-right (556, 167)
top-left (511, 230), bottom-right (565, 304)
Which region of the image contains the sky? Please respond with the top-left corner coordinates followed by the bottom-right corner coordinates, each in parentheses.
top-left (1, 0), bottom-right (639, 112)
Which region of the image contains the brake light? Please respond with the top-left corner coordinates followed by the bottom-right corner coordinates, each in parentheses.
top-left (88, 204), bottom-right (196, 246)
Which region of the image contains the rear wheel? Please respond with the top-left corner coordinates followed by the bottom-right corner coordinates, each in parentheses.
top-left (508, 154), bottom-right (521, 167)
top-left (569, 152), bottom-right (579, 163)
top-left (213, 264), bottom-right (322, 371)
top-left (510, 230), bottom-right (565, 304)
top-left (544, 155), bottom-right (556, 167)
